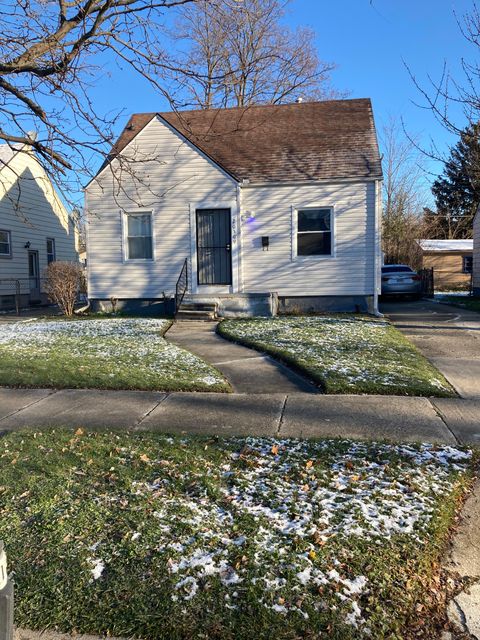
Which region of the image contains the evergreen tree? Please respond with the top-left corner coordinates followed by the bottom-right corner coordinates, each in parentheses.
top-left (429, 123), bottom-right (480, 238)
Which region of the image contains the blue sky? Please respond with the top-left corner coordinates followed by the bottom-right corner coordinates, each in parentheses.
top-left (88, 0), bottom-right (473, 192)
top-left (290, 0), bottom-right (472, 155)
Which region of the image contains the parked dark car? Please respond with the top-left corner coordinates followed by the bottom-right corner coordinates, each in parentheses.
top-left (381, 265), bottom-right (422, 297)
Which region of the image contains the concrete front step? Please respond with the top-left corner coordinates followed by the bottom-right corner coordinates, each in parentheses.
top-left (179, 302), bottom-right (217, 312)
top-left (176, 309), bottom-right (217, 320)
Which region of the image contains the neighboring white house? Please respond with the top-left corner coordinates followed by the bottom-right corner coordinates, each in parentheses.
top-left (0, 144), bottom-right (79, 309)
top-left (85, 99), bottom-right (383, 316)
top-left (474, 208), bottom-right (480, 295)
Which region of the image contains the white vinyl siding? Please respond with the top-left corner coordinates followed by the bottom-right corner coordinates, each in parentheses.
top-left (241, 182), bottom-right (376, 296)
top-left (0, 150), bottom-right (78, 296)
top-left (86, 116), bottom-right (237, 299)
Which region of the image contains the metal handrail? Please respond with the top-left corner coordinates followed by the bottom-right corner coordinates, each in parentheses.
top-left (174, 258), bottom-right (188, 316)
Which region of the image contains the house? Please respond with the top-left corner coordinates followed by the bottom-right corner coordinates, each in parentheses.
top-left (417, 239), bottom-right (473, 291)
top-left (85, 99), bottom-right (383, 317)
top-left (474, 209), bottom-right (480, 295)
top-left (0, 144), bottom-right (79, 310)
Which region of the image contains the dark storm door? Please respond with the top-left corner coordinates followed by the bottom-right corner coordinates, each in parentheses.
top-left (28, 250), bottom-right (40, 301)
top-left (196, 208), bottom-right (232, 285)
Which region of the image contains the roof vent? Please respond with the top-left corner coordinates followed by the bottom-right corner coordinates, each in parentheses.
top-left (296, 97), bottom-right (304, 104)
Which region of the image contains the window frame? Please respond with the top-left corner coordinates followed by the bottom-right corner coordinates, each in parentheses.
top-left (291, 206), bottom-right (335, 260)
top-left (0, 229), bottom-right (12, 259)
top-left (462, 255), bottom-right (473, 274)
top-left (46, 237), bottom-right (56, 264)
top-left (122, 210), bottom-right (155, 262)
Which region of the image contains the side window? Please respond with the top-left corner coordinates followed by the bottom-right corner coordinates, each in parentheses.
top-left (125, 212), bottom-right (153, 260)
top-left (463, 255), bottom-right (473, 274)
top-left (297, 208), bottom-right (333, 256)
top-left (46, 238), bottom-right (56, 264)
top-left (0, 230), bottom-right (11, 257)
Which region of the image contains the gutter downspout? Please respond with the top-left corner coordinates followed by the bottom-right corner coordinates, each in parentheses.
top-left (237, 182), bottom-right (244, 293)
top-left (373, 178), bottom-right (384, 317)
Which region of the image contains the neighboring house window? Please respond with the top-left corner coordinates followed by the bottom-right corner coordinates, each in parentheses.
top-left (46, 238), bottom-right (56, 264)
top-left (297, 208), bottom-right (333, 256)
top-left (125, 212), bottom-right (153, 260)
top-left (463, 255), bottom-right (473, 274)
top-left (0, 230), bottom-right (11, 257)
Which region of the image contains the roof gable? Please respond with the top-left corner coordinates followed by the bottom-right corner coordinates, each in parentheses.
top-left (96, 99), bottom-right (383, 185)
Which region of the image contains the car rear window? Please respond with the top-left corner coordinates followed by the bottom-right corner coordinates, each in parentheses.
top-left (382, 266), bottom-right (414, 273)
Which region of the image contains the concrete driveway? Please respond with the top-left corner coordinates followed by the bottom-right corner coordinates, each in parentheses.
top-left (380, 298), bottom-right (480, 399)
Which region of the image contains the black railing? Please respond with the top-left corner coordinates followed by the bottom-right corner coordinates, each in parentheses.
top-left (175, 258), bottom-right (188, 316)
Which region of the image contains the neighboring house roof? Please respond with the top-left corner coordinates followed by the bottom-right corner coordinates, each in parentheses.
top-left (0, 143), bottom-right (23, 168)
top-left (418, 239), bottom-right (474, 252)
top-left (96, 99), bottom-right (383, 184)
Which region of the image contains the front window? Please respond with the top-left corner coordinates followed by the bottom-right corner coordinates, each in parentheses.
top-left (0, 230), bottom-right (11, 257)
top-left (297, 208), bottom-right (332, 256)
top-left (46, 238), bottom-right (56, 264)
top-left (463, 256), bottom-right (473, 274)
top-left (126, 212), bottom-right (153, 260)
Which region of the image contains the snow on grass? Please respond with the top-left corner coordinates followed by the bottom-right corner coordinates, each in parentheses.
top-left (0, 430), bottom-right (473, 639)
top-left (219, 315), bottom-right (454, 396)
top-left (0, 318), bottom-right (229, 392)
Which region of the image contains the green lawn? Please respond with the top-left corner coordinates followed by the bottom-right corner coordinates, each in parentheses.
top-left (0, 429), bottom-right (474, 639)
top-left (218, 316), bottom-right (454, 397)
top-left (438, 295), bottom-right (480, 313)
top-left (0, 317), bottom-right (230, 392)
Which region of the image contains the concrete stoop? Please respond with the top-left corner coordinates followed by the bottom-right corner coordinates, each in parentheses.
top-left (176, 301), bottom-right (217, 321)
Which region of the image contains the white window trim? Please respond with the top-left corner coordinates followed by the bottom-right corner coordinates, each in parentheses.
top-left (463, 255), bottom-right (473, 274)
top-left (0, 229), bottom-right (12, 258)
top-left (291, 205), bottom-right (336, 261)
top-left (46, 237), bottom-right (56, 264)
top-left (121, 210), bottom-right (155, 262)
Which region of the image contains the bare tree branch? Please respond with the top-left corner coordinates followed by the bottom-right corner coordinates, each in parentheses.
top-left (162, 0), bottom-right (343, 109)
top-left (0, 0), bottom-right (199, 201)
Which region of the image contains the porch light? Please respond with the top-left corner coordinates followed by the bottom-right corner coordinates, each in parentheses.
top-left (24, 242), bottom-right (31, 249)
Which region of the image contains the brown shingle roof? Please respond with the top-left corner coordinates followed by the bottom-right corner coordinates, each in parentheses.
top-left (99, 99), bottom-right (382, 184)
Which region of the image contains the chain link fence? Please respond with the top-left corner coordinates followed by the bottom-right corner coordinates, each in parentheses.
top-left (0, 277), bottom-right (51, 314)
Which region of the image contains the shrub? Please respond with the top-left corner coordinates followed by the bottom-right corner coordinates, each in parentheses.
top-left (44, 261), bottom-right (83, 316)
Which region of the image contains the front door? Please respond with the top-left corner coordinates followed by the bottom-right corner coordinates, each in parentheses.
top-left (196, 208), bottom-right (232, 286)
top-left (28, 250), bottom-right (40, 301)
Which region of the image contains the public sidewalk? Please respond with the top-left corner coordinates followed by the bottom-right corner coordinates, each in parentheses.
top-left (1, 387), bottom-right (479, 445)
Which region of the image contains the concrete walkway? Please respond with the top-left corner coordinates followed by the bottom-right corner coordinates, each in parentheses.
top-left (1, 387), bottom-right (479, 445)
top-left (381, 299), bottom-right (480, 399)
top-left (167, 320), bottom-right (317, 394)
